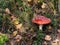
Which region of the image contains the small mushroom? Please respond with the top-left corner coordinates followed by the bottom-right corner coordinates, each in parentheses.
top-left (32, 15), bottom-right (51, 30)
top-left (45, 35), bottom-right (51, 41)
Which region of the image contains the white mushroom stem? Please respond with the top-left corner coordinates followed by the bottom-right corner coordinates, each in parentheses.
top-left (39, 25), bottom-right (43, 30)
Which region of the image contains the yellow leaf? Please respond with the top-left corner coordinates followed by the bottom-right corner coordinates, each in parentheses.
top-left (13, 31), bottom-right (17, 36)
top-left (13, 19), bottom-right (19, 25)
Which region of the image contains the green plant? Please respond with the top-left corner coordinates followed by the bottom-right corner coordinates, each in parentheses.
top-left (0, 33), bottom-right (8, 45)
top-left (36, 30), bottom-right (45, 42)
top-left (33, 30), bottom-right (45, 45)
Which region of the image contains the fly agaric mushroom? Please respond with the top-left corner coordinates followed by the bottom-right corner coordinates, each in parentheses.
top-left (32, 15), bottom-right (51, 30)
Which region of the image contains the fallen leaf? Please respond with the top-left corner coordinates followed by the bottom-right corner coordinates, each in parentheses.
top-left (13, 31), bottom-right (18, 36)
top-left (15, 23), bottom-right (23, 29)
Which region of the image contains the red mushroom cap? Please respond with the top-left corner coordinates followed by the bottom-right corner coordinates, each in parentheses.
top-left (32, 15), bottom-right (51, 24)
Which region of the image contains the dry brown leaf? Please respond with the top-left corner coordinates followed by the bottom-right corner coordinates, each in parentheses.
top-left (51, 38), bottom-right (59, 45)
top-left (10, 15), bottom-right (16, 20)
top-left (18, 27), bottom-right (26, 33)
top-left (27, 0), bottom-right (32, 2)
top-left (5, 8), bottom-right (11, 14)
top-left (15, 35), bottom-right (22, 42)
top-left (48, 26), bottom-right (52, 29)
top-left (41, 2), bottom-right (47, 8)
top-left (15, 23), bottom-right (23, 29)
top-left (45, 35), bottom-right (51, 41)
top-left (57, 29), bottom-right (60, 33)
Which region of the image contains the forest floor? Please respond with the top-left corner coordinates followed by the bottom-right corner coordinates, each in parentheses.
top-left (51, 32), bottom-right (60, 45)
